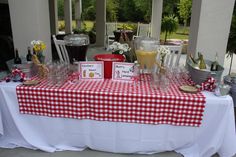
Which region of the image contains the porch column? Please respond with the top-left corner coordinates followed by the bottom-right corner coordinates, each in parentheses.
top-left (8, 0), bottom-right (52, 60)
top-left (151, 0), bottom-right (163, 41)
top-left (64, 0), bottom-right (72, 34)
top-left (75, 0), bottom-right (82, 29)
top-left (96, 0), bottom-right (106, 46)
top-left (188, 0), bottom-right (235, 65)
top-left (49, 0), bottom-right (58, 35)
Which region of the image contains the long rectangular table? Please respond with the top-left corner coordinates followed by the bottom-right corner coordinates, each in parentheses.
top-left (16, 74), bottom-right (205, 127)
top-left (0, 81), bottom-right (236, 157)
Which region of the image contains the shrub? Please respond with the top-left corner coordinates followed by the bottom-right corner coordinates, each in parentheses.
top-left (161, 15), bottom-right (179, 43)
top-left (58, 22), bottom-right (65, 31)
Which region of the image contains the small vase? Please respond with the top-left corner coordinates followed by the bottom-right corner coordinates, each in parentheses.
top-left (37, 51), bottom-right (45, 64)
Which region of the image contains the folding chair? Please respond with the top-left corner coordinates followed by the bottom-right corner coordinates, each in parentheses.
top-left (133, 22), bottom-right (151, 39)
top-left (52, 35), bottom-right (70, 63)
top-left (157, 44), bottom-right (183, 68)
top-left (105, 22), bottom-right (117, 48)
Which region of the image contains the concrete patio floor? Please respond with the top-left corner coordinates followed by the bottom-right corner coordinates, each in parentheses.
top-left (0, 147), bottom-right (222, 157)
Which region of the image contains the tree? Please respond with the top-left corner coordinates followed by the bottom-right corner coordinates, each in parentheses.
top-left (82, 0), bottom-right (95, 10)
top-left (178, 0), bottom-right (192, 31)
top-left (81, 0), bottom-right (96, 20)
top-left (57, 0), bottom-right (76, 20)
top-left (58, 0), bottom-right (64, 20)
top-left (118, 0), bottom-right (137, 22)
top-left (106, 0), bottom-right (119, 22)
top-left (134, 0), bottom-right (152, 22)
top-left (161, 15), bottom-right (179, 43)
top-left (163, 0), bottom-right (179, 17)
top-left (81, 5), bottom-right (96, 21)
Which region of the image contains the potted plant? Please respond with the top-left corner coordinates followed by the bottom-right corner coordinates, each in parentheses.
top-left (114, 23), bottom-right (135, 42)
top-left (161, 15), bottom-right (179, 44)
top-left (73, 22), bottom-right (96, 44)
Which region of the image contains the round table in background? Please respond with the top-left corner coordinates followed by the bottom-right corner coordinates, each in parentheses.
top-left (113, 30), bottom-right (134, 42)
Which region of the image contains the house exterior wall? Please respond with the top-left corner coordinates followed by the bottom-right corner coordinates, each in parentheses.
top-left (49, 0), bottom-right (58, 35)
top-left (96, 0), bottom-right (106, 46)
top-left (151, 0), bottom-right (162, 40)
top-left (64, 0), bottom-right (72, 34)
top-left (8, 0), bottom-right (51, 60)
top-left (188, 0), bottom-right (235, 65)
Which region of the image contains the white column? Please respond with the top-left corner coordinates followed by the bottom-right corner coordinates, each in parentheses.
top-left (151, 0), bottom-right (163, 40)
top-left (8, 0), bottom-right (52, 60)
top-left (49, 0), bottom-right (58, 35)
top-left (75, 0), bottom-right (82, 29)
top-left (64, 0), bottom-right (72, 34)
top-left (188, 0), bottom-right (235, 65)
top-left (96, 0), bottom-right (106, 46)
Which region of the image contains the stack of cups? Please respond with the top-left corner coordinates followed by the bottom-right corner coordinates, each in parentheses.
top-left (46, 61), bottom-right (71, 86)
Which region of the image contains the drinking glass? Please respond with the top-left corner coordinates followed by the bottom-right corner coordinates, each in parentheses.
top-left (152, 72), bottom-right (169, 92)
top-left (152, 72), bottom-right (161, 89)
top-left (46, 61), bottom-right (55, 85)
top-left (159, 75), bottom-right (170, 92)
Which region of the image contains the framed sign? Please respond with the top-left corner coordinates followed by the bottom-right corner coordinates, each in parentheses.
top-left (79, 61), bottom-right (104, 80)
top-left (112, 62), bottom-right (135, 81)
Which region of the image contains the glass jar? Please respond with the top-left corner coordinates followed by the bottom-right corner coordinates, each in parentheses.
top-left (134, 37), bottom-right (159, 74)
top-left (64, 34), bottom-right (90, 63)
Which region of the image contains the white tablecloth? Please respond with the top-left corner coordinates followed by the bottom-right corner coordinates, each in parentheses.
top-left (0, 105), bottom-right (3, 136)
top-left (0, 82), bottom-right (236, 157)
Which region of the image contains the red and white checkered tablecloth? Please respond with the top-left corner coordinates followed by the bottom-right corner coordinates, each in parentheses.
top-left (16, 74), bottom-right (206, 127)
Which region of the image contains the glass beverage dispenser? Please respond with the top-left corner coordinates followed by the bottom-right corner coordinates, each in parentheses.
top-left (64, 34), bottom-right (90, 63)
top-left (134, 37), bottom-right (159, 73)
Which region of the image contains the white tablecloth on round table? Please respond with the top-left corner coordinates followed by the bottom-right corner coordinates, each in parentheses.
top-left (0, 82), bottom-right (236, 157)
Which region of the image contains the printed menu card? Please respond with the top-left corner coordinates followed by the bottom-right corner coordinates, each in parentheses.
top-left (79, 61), bottom-right (104, 80)
top-left (112, 62), bottom-right (136, 81)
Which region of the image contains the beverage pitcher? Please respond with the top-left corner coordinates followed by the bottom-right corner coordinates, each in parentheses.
top-left (134, 37), bottom-right (159, 74)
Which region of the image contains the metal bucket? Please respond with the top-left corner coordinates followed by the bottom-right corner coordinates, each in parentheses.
top-left (187, 60), bottom-right (224, 85)
top-left (224, 75), bottom-right (236, 107)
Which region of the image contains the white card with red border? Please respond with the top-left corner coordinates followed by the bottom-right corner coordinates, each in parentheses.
top-left (112, 62), bottom-right (135, 81)
top-left (79, 61), bottom-right (104, 80)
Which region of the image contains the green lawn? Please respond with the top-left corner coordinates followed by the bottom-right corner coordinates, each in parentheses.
top-left (160, 26), bottom-right (189, 40)
top-left (58, 20), bottom-right (94, 31)
top-left (58, 20), bottom-right (189, 40)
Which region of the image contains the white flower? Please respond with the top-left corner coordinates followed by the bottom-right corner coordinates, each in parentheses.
top-left (31, 40), bottom-right (43, 46)
top-left (159, 46), bottom-right (170, 58)
top-left (113, 42), bottom-right (119, 46)
top-left (122, 44), bottom-right (129, 52)
top-left (109, 45), bottom-right (117, 51)
top-left (30, 40), bottom-right (37, 45)
top-left (109, 42), bottom-right (130, 55)
top-left (118, 44), bottom-right (124, 51)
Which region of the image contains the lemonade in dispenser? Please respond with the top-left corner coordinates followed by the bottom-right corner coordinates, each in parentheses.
top-left (134, 37), bottom-right (159, 73)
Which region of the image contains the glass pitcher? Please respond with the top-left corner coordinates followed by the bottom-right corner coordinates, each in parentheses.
top-left (134, 37), bottom-right (159, 74)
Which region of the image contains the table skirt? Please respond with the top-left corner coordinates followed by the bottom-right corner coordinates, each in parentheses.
top-left (0, 82), bottom-right (236, 157)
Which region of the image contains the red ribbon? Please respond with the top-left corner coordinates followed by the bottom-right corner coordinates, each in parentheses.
top-left (200, 77), bottom-right (216, 92)
top-left (187, 77), bottom-right (216, 92)
top-left (5, 68), bottom-right (26, 82)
